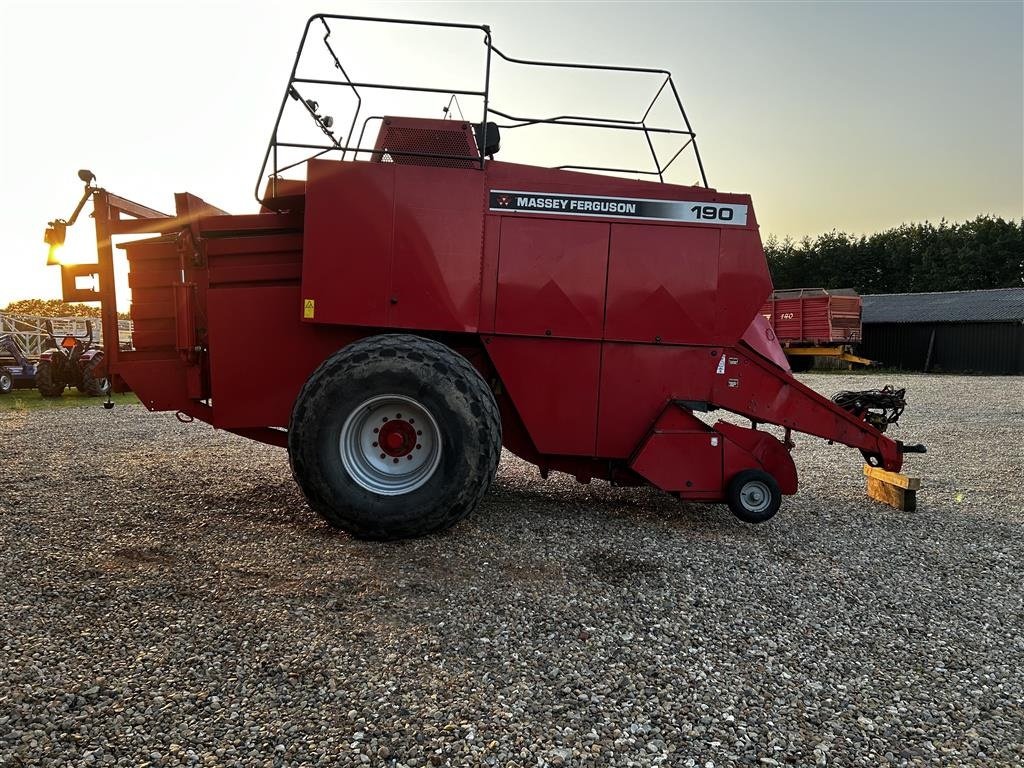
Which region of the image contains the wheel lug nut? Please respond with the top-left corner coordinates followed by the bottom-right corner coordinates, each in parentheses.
top-left (416, 430), bottom-right (422, 435)
top-left (393, 458), bottom-right (399, 464)
top-left (379, 453), bottom-right (386, 459)
top-left (416, 444), bottom-right (422, 450)
top-left (372, 441), bottom-right (378, 447)
top-left (373, 427), bottom-right (379, 433)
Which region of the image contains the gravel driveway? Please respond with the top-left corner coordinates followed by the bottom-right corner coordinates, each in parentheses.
top-left (2, 373), bottom-right (1022, 767)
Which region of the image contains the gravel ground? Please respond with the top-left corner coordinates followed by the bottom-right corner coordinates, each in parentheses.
top-left (1, 373), bottom-right (1022, 767)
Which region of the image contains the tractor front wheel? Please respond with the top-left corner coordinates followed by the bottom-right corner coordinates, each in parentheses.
top-left (35, 356), bottom-right (65, 398)
top-left (726, 469), bottom-right (782, 524)
top-left (289, 334), bottom-right (501, 540)
top-left (79, 354), bottom-right (111, 397)
top-left (0, 370), bottom-right (12, 394)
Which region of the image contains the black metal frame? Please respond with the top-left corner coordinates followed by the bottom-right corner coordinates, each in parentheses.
top-left (256, 13), bottom-right (708, 207)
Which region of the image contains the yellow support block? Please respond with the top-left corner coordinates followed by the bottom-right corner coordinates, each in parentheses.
top-left (863, 465), bottom-right (922, 511)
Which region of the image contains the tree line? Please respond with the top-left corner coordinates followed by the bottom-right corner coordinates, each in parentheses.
top-left (2, 298), bottom-right (130, 320)
top-left (765, 215), bottom-right (1023, 294)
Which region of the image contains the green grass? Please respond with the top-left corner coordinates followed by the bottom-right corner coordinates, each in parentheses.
top-left (0, 389), bottom-right (139, 411)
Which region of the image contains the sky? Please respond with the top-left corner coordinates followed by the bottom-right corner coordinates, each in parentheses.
top-left (1, 0), bottom-right (1021, 308)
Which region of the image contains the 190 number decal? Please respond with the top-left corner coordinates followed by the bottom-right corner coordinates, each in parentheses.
top-left (690, 205), bottom-right (734, 221)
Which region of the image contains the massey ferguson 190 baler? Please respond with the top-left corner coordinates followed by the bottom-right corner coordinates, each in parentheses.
top-left (44, 14), bottom-right (923, 539)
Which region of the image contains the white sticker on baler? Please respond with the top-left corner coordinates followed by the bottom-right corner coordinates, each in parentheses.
top-left (488, 190), bottom-right (748, 225)
top-left (716, 354), bottom-right (726, 374)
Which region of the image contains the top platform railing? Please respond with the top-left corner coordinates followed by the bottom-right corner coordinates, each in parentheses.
top-left (256, 14), bottom-right (708, 207)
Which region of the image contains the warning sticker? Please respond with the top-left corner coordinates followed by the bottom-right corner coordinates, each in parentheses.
top-left (303, 299), bottom-right (315, 319)
top-left (716, 354), bottom-right (726, 375)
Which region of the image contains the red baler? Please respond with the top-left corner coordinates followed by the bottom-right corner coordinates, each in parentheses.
top-left (43, 15), bottom-right (923, 539)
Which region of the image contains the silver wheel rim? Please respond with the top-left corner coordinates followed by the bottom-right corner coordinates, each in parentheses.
top-left (339, 394), bottom-right (442, 496)
top-left (740, 480), bottom-right (772, 514)
top-left (0, 374), bottom-right (10, 391)
top-left (98, 378), bottom-right (110, 392)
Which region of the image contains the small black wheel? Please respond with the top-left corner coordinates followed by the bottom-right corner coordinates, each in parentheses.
top-left (289, 334), bottom-right (501, 540)
top-left (726, 469), bottom-right (782, 523)
top-left (0, 370), bottom-right (12, 394)
top-left (35, 354), bottom-right (65, 398)
top-left (79, 354), bottom-right (111, 397)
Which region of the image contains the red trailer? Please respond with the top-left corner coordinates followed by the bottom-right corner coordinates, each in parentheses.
top-left (760, 289), bottom-right (873, 370)
top-left (43, 15), bottom-right (923, 539)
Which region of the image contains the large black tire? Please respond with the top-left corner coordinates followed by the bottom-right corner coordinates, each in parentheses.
top-left (0, 370), bottom-right (12, 394)
top-left (726, 469), bottom-right (782, 524)
top-left (79, 354), bottom-right (111, 397)
top-left (35, 355), bottom-right (65, 398)
top-left (289, 334), bottom-right (501, 540)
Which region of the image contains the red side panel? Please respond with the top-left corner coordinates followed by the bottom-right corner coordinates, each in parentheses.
top-left (494, 218), bottom-right (609, 339)
top-left (716, 228), bottom-right (774, 343)
top-left (207, 284), bottom-right (359, 429)
top-left (389, 165), bottom-right (484, 332)
top-left (830, 295), bottom-right (862, 342)
top-left (605, 224), bottom-right (719, 344)
top-left (117, 356), bottom-right (195, 413)
top-left (484, 336), bottom-right (601, 456)
top-left (596, 343), bottom-right (718, 457)
top-left (302, 158), bottom-right (484, 333)
top-left (205, 225), bottom-right (359, 429)
top-left (630, 406), bottom-right (723, 495)
top-left (125, 237), bottom-right (179, 351)
top-left (772, 296), bottom-right (811, 341)
top-left (303, 159), bottom-right (394, 327)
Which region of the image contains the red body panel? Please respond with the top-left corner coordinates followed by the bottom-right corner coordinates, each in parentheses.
top-left (760, 289), bottom-right (863, 344)
top-left (484, 336), bottom-right (601, 456)
top-left (596, 343), bottom-right (717, 457)
top-left (495, 218), bottom-right (609, 339)
top-left (109, 120), bottom-right (905, 503)
top-left (302, 159), bottom-right (484, 333)
top-left (629, 407), bottom-right (724, 496)
top-left (605, 224), bottom-right (719, 344)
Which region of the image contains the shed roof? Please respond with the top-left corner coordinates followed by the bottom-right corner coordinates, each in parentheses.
top-left (862, 288), bottom-right (1024, 324)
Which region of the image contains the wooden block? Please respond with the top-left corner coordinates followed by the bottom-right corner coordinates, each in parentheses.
top-left (864, 464), bottom-right (921, 511)
top-left (863, 464), bottom-right (921, 490)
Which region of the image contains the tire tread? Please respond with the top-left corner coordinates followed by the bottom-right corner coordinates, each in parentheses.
top-left (289, 334), bottom-right (501, 539)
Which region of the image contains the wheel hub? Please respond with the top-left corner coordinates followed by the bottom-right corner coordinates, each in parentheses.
top-left (740, 480), bottom-right (771, 514)
top-left (339, 394), bottom-right (441, 496)
top-left (378, 419), bottom-right (417, 457)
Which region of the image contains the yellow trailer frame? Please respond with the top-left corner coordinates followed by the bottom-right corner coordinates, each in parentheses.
top-left (785, 345), bottom-right (875, 367)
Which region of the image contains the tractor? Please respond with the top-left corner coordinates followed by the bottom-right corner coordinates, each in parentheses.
top-left (42, 14), bottom-right (924, 539)
top-left (35, 320), bottom-right (110, 398)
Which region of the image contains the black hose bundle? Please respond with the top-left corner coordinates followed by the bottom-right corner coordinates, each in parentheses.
top-left (831, 385), bottom-right (906, 432)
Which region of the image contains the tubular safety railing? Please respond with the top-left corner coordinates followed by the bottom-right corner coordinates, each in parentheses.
top-left (256, 13), bottom-right (708, 207)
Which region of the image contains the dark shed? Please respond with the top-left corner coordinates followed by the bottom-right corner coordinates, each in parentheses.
top-left (861, 288), bottom-right (1024, 374)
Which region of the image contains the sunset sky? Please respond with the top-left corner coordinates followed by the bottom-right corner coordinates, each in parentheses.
top-left (1, 0), bottom-right (1021, 309)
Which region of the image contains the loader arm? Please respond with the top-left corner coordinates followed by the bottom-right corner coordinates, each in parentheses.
top-left (0, 335), bottom-right (32, 369)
